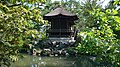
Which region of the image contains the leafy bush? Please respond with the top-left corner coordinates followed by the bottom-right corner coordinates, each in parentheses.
top-left (76, 8), bottom-right (120, 66)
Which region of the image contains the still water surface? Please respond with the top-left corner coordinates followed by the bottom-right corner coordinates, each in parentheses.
top-left (10, 55), bottom-right (104, 67)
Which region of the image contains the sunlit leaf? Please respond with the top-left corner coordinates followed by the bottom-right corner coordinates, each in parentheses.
top-left (112, 9), bottom-right (118, 15)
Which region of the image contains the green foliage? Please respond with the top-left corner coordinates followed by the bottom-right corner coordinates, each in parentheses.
top-left (76, 2), bottom-right (120, 66)
top-left (0, 0), bottom-right (45, 66)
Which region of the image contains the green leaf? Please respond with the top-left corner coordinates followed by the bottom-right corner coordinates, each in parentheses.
top-left (112, 9), bottom-right (118, 15)
top-left (106, 9), bottom-right (111, 14)
top-left (32, 34), bottom-right (35, 38)
top-left (114, 16), bottom-right (120, 23)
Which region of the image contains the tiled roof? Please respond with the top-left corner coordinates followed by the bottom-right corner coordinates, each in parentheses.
top-left (44, 7), bottom-right (76, 16)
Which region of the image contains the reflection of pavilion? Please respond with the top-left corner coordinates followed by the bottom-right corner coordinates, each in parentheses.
top-left (43, 7), bottom-right (78, 42)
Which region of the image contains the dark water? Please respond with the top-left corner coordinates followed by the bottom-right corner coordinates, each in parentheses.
top-left (10, 55), bottom-right (99, 67)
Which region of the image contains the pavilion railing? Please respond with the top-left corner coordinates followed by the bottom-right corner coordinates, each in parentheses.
top-left (46, 29), bottom-right (74, 33)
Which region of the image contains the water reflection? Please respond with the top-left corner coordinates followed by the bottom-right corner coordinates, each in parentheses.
top-left (10, 55), bottom-right (105, 67)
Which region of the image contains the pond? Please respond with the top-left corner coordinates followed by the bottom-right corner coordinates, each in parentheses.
top-left (10, 55), bottom-right (109, 67)
top-left (10, 55), bottom-right (112, 67)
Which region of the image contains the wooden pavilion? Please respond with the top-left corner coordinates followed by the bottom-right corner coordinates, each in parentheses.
top-left (43, 7), bottom-right (78, 42)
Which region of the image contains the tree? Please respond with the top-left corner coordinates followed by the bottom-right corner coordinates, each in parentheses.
top-left (76, 0), bottom-right (120, 66)
top-left (105, 0), bottom-right (120, 39)
top-left (0, 0), bottom-right (45, 66)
